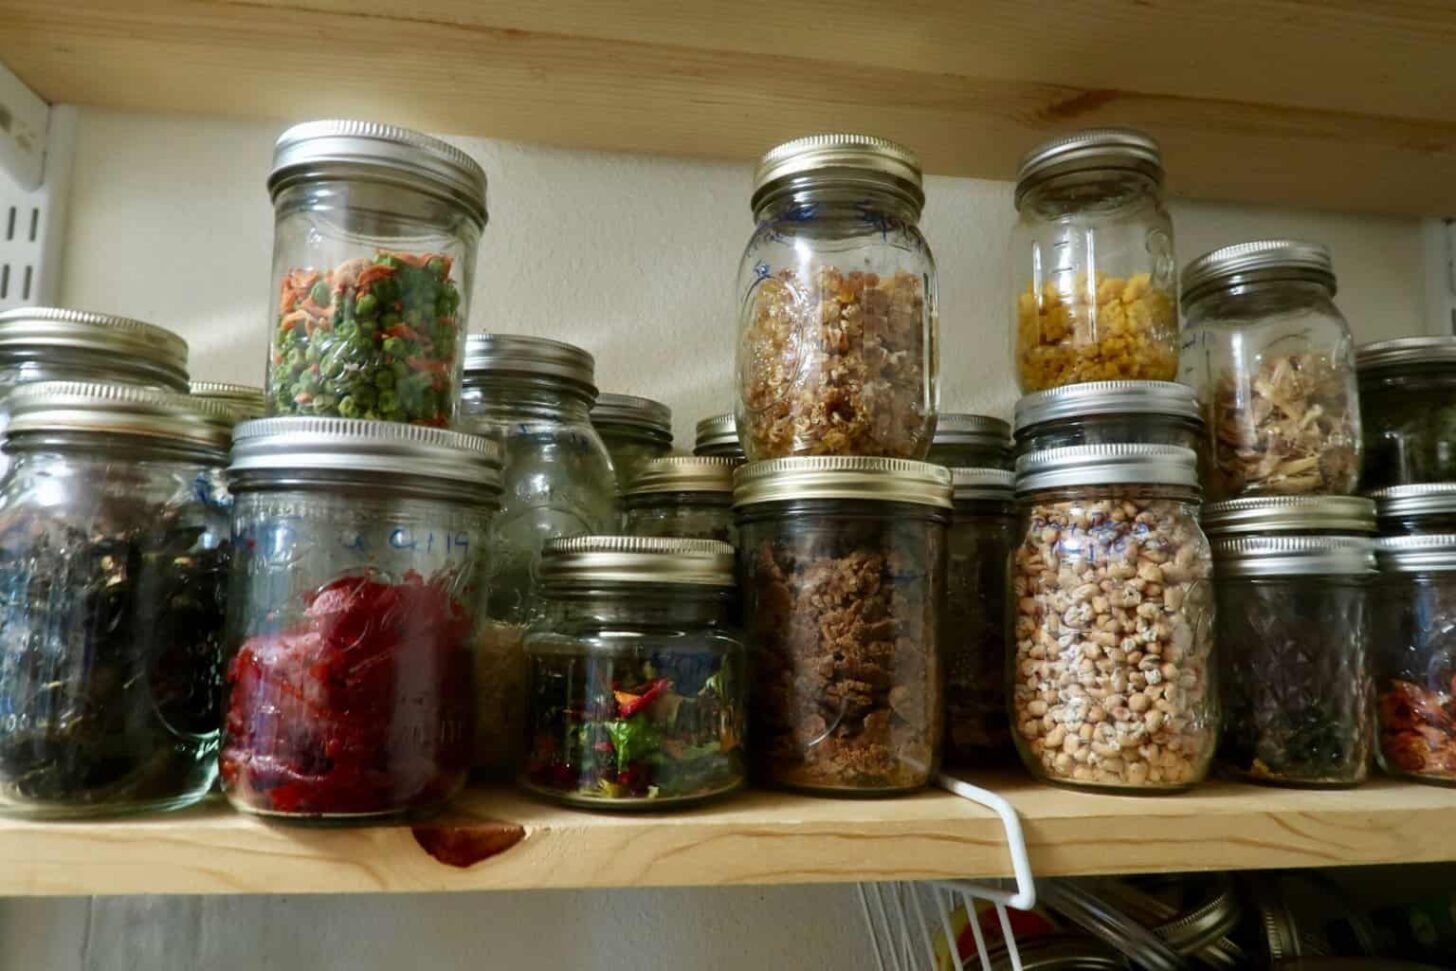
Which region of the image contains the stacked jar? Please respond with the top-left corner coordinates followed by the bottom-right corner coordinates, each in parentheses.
top-left (1356, 337), bottom-right (1456, 490)
top-left (694, 413), bottom-right (745, 462)
top-left (927, 414), bottom-right (1013, 470)
top-left (591, 393), bottom-right (674, 490)
top-left (623, 456), bottom-right (737, 543)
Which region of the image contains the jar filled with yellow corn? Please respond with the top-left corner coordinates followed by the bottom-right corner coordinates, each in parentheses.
top-left (1010, 129), bottom-right (1179, 393)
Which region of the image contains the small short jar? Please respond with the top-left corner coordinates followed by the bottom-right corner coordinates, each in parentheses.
top-left (1210, 536), bottom-right (1374, 788)
top-left (1357, 337), bottom-right (1456, 490)
top-left (927, 414), bottom-right (1013, 470)
top-left (943, 468), bottom-right (1017, 767)
top-left (1011, 129), bottom-right (1178, 392)
top-left (1372, 535), bottom-right (1456, 787)
top-left (693, 413), bottom-right (745, 463)
top-left (591, 392), bottom-right (674, 489)
top-left (1180, 240), bottom-right (1362, 500)
top-left (265, 120), bottom-right (486, 426)
top-left (736, 457), bottom-right (950, 795)
top-left (0, 382), bottom-right (231, 818)
top-left (221, 418), bottom-right (502, 820)
top-left (1012, 445), bottom-right (1215, 793)
top-left (623, 456), bottom-right (737, 543)
top-left (1372, 484), bottom-right (1456, 536)
top-left (1013, 381), bottom-right (1203, 460)
top-left (521, 536), bottom-right (746, 809)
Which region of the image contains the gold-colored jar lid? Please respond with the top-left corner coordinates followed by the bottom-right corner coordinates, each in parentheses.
top-left (625, 456), bottom-right (736, 495)
top-left (1201, 496), bottom-right (1375, 535)
top-left (540, 535), bottom-right (735, 587)
top-left (733, 456), bottom-right (952, 509)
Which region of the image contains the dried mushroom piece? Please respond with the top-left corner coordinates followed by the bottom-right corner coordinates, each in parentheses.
top-left (1016, 272), bottom-right (1178, 391)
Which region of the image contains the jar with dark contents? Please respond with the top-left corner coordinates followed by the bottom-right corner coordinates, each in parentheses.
top-left (736, 457), bottom-right (949, 795)
top-left (1013, 380), bottom-right (1203, 460)
top-left (1372, 535), bottom-right (1456, 787)
top-left (694, 412), bottom-right (745, 463)
top-left (459, 335), bottom-right (618, 775)
top-left (943, 468), bottom-right (1017, 767)
top-left (189, 381), bottom-right (267, 515)
top-left (522, 536), bottom-right (745, 808)
top-left (0, 308), bottom-right (190, 482)
top-left (221, 418), bottom-right (501, 820)
top-left (1356, 337), bottom-right (1456, 490)
top-left (1372, 484), bottom-right (1456, 537)
top-left (0, 382), bottom-right (232, 817)
top-left (1210, 535), bottom-right (1373, 787)
top-left (927, 414), bottom-right (1013, 470)
top-left (623, 456), bottom-right (736, 543)
top-left (1012, 445), bottom-right (1215, 793)
top-left (591, 392), bottom-right (674, 490)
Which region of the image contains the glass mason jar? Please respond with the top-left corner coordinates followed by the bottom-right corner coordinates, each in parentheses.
top-left (736, 134), bottom-right (938, 461)
top-left (623, 456), bottom-right (737, 543)
top-left (458, 334), bottom-right (619, 774)
top-left (591, 393), bottom-right (674, 490)
top-left (736, 457), bottom-right (950, 794)
top-left (1011, 445), bottom-right (1216, 793)
top-left (1373, 535), bottom-right (1456, 787)
top-left (1357, 337), bottom-right (1456, 490)
top-left (191, 381), bottom-right (268, 514)
top-left (1013, 380), bottom-right (1203, 461)
top-left (221, 418), bottom-right (502, 820)
top-left (927, 414), bottom-right (1013, 470)
top-left (1210, 536), bottom-right (1373, 788)
top-left (1011, 129), bottom-right (1178, 392)
top-left (0, 382), bottom-right (231, 817)
top-left (943, 468), bottom-right (1017, 768)
top-left (694, 412), bottom-right (745, 462)
top-left (521, 536), bottom-right (746, 808)
top-left (1372, 484), bottom-right (1456, 536)
top-left (1179, 240), bottom-right (1362, 500)
top-left (265, 120), bottom-right (486, 427)
top-left (0, 308), bottom-right (189, 482)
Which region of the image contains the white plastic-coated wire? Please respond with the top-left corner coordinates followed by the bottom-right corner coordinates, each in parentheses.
top-left (933, 772), bottom-right (1037, 911)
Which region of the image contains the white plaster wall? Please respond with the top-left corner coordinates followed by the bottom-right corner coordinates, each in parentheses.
top-left (5, 107), bottom-right (1432, 971)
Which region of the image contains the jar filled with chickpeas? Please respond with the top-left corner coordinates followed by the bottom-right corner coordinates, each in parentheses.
top-left (1011, 444), bottom-right (1216, 793)
top-left (1010, 129), bottom-right (1178, 393)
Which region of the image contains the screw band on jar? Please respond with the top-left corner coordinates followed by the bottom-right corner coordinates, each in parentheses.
top-left (1200, 496), bottom-right (1376, 537)
top-left (0, 307), bottom-right (191, 390)
top-left (6, 380), bottom-right (232, 452)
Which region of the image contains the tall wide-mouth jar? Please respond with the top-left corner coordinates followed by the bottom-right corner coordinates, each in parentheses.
top-left (0, 381), bottom-right (231, 818)
top-left (735, 456), bottom-right (950, 795)
top-left (1011, 129), bottom-right (1177, 392)
top-left (590, 392), bottom-right (674, 490)
top-left (265, 119), bottom-right (486, 427)
top-left (736, 133), bottom-right (939, 460)
top-left (927, 414), bottom-right (1013, 470)
top-left (1011, 444), bottom-right (1215, 793)
top-left (521, 536), bottom-right (746, 809)
top-left (623, 456), bottom-right (737, 543)
top-left (1209, 535), bottom-right (1374, 788)
top-left (221, 417), bottom-right (502, 820)
top-left (1356, 336), bottom-right (1456, 490)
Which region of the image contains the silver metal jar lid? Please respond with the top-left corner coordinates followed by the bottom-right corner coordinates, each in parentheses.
top-left (952, 467), bottom-right (1015, 502)
top-left (540, 535), bottom-right (735, 587)
top-left (1015, 444), bottom-right (1200, 494)
top-left (0, 307), bottom-right (189, 387)
top-left (229, 416), bottom-right (501, 495)
top-left (1377, 534), bottom-right (1456, 572)
top-left (1356, 336), bottom-right (1456, 370)
top-left (733, 456), bottom-right (952, 509)
top-left (269, 119), bottom-right (487, 226)
top-left (6, 380), bottom-right (230, 451)
top-left (1211, 535), bottom-right (1375, 577)
top-left (625, 455), bottom-right (736, 495)
top-left (1014, 128), bottom-right (1162, 207)
top-left (591, 393), bottom-right (673, 443)
top-left (935, 413), bottom-right (1012, 445)
top-left (462, 333), bottom-right (597, 395)
top-left (693, 413), bottom-right (741, 455)
top-left (189, 381), bottom-right (266, 427)
top-left (751, 133), bottom-right (924, 217)
top-left (1180, 239), bottom-right (1336, 308)
top-left (1014, 380), bottom-right (1200, 433)
top-left (1371, 483), bottom-right (1456, 519)
top-left (1201, 496), bottom-right (1376, 535)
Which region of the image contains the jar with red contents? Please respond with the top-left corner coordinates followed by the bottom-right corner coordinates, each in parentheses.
top-left (221, 417), bottom-right (501, 820)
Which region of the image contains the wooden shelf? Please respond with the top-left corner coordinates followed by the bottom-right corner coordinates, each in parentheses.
top-left (2, 1), bottom-right (1455, 214)
top-left (1, 773), bottom-right (1452, 896)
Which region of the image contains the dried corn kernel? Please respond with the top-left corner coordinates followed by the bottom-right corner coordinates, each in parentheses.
top-left (1015, 272), bottom-right (1177, 392)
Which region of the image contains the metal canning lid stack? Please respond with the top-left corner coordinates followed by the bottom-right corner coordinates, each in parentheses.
top-left (951, 467), bottom-right (1015, 501)
top-left (1013, 380), bottom-right (1200, 433)
top-left (6, 380), bottom-right (230, 451)
top-left (591, 393), bottom-right (673, 444)
top-left (751, 133), bottom-right (923, 219)
top-left (1180, 239), bottom-right (1336, 307)
top-left (1014, 443), bottom-right (1200, 494)
top-left (462, 333), bottom-right (598, 396)
top-left (189, 381), bottom-right (267, 427)
top-left (1210, 535), bottom-right (1376, 577)
top-left (1200, 496), bottom-right (1377, 535)
top-left (625, 456), bottom-right (736, 495)
top-left (1014, 128), bottom-right (1162, 206)
top-left (539, 535), bottom-right (735, 586)
top-left (733, 456), bottom-right (952, 508)
top-left (0, 308), bottom-right (190, 389)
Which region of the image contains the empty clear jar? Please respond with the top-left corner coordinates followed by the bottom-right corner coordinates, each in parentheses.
top-left (591, 393), bottom-right (674, 490)
top-left (1012, 445), bottom-right (1215, 792)
top-left (221, 419), bottom-right (501, 820)
top-left (1372, 484), bottom-right (1456, 536)
top-left (927, 414), bottom-right (1013, 470)
top-left (1357, 337), bottom-right (1456, 490)
top-left (522, 537), bottom-right (745, 808)
top-left (1011, 129), bottom-right (1178, 392)
top-left (265, 120), bottom-right (486, 426)
top-left (0, 382), bottom-right (231, 818)
top-left (1013, 380), bottom-right (1203, 459)
top-left (694, 413), bottom-right (745, 462)
top-left (623, 456), bottom-right (736, 543)
top-left (737, 134), bottom-right (938, 460)
top-left (943, 469), bottom-right (1017, 767)
top-left (1210, 536), bottom-right (1373, 788)
top-left (1180, 240), bottom-right (1361, 500)
top-left (737, 457), bottom-right (950, 794)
